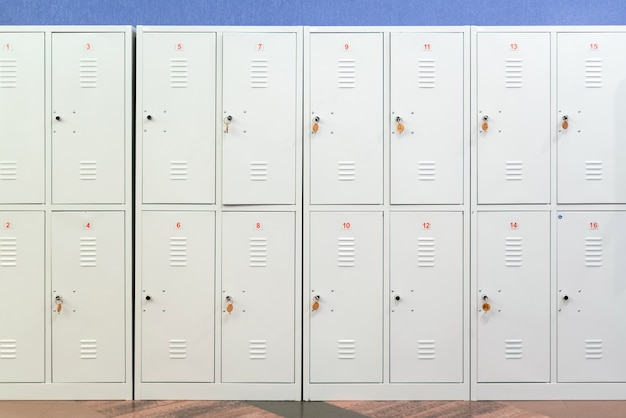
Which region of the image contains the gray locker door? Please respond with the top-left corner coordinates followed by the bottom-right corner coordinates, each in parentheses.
top-left (476, 211), bottom-right (550, 383)
top-left (51, 212), bottom-right (125, 383)
top-left (221, 212), bottom-right (295, 383)
top-left (0, 212), bottom-right (44, 382)
top-left (389, 212), bottom-right (463, 383)
top-left (390, 32), bottom-right (464, 204)
top-left (141, 211), bottom-right (215, 383)
top-left (0, 33), bottom-right (44, 204)
top-left (477, 33), bottom-right (550, 204)
top-left (142, 32), bottom-right (216, 204)
top-left (309, 33), bottom-right (383, 204)
top-left (557, 33), bottom-right (626, 204)
top-left (309, 211), bottom-right (383, 383)
top-left (52, 32), bottom-right (125, 204)
top-left (222, 33), bottom-right (296, 205)
top-left (557, 211), bottom-right (626, 382)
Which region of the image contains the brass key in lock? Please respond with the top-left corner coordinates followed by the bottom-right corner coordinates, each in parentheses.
top-left (224, 115), bottom-right (232, 134)
top-left (481, 115), bottom-right (489, 131)
top-left (225, 296), bottom-right (233, 313)
top-left (481, 294), bottom-right (491, 312)
top-left (55, 295), bottom-right (63, 313)
top-left (395, 116), bottom-right (405, 134)
top-left (561, 115), bottom-right (569, 130)
top-left (312, 295), bottom-right (320, 311)
top-left (312, 116), bottom-right (320, 134)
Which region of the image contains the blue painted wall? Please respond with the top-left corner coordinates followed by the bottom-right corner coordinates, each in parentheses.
top-left (2, 0), bottom-right (626, 26)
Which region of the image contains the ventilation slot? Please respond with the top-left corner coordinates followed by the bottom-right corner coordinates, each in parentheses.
top-left (338, 237), bottom-right (355, 267)
top-left (250, 237), bottom-right (267, 267)
top-left (249, 340), bottom-right (267, 360)
top-left (585, 339), bottom-right (603, 359)
top-left (417, 237), bottom-right (435, 267)
top-left (0, 237), bottom-right (17, 267)
top-left (250, 59), bottom-right (269, 88)
top-left (505, 237), bottom-right (523, 267)
top-left (0, 339), bottom-right (17, 359)
top-left (0, 161), bottom-right (17, 181)
top-left (505, 59), bottom-right (523, 88)
top-left (338, 59), bottom-right (356, 88)
top-left (0, 59), bottom-right (17, 88)
top-left (418, 161), bottom-right (436, 181)
top-left (585, 161), bottom-right (603, 181)
top-left (584, 237), bottom-right (602, 267)
top-left (169, 237), bottom-right (187, 267)
top-left (418, 59), bottom-right (436, 88)
top-left (338, 340), bottom-right (356, 359)
top-left (80, 340), bottom-right (97, 359)
top-left (505, 339), bottom-right (523, 359)
top-left (170, 59), bottom-right (188, 88)
top-left (417, 340), bottom-right (436, 360)
top-left (505, 161), bottom-right (523, 181)
top-left (169, 161), bottom-right (188, 181)
top-left (585, 59), bottom-right (602, 88)
top-left (79, 237), bottom-right (97, 267)
top-left (79, 161), bottom-right (97, 181)
top-left (79, 59), bottom-right (97, 88)
top-left (250, 161), bottom-right (268, 182)
top-left (169, 339), bottom-right (187, 359)
top-left (338, 161), bottom-right (356, 181)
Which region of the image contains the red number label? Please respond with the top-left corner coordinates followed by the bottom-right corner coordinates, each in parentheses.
top-left (424, 43), bottom-right (431, 51)
top-left (342, 222), bottom-right (351, 229)
top-left (4, 221), bottom-right (10, 229)
top-left (84, 222), bottom-right (92, 230)
top-left (589, 222), bottom-right (599, 230)
top-left (175, 221), bottom-right (182, 229)
top-left (422, 222), bottom-right (431, 229)
top-left (256, 43), bottom-right (264, 51)
top-left (255, 222), bottom-right (262, 229)
top-left (344, 43), bottom-right (350, 51)
top-left (590, 43), bottom-right (599, 50)
top-left (176, 43), bottom-right (183, 51)
top-left (510, 222), bottom-right (518, 229)
top-left (85, 43), bottom-right (92, 51)
top-left (510, 43), bottom-right (518, 51)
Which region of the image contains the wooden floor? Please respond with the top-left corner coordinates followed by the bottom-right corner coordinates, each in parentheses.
top-left (1, 400), bottom-right (626, 418)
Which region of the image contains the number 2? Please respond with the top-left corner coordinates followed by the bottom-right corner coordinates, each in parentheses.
top-left (4, 221), bottom-right (10, 229)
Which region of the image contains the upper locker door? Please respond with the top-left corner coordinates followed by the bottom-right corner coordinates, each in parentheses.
top-left (51, 212), bottom-right (125, 383)
top-left (477, 33), bottom-right (550, 204)
top-left (221, 212), bottom-right (295, 383)
top-left (222, 32), bottom-right (296, 205)
top-left (557, 211), bottom-right (626, 382)
top-left (51, 32), bottom-right (125, 204)
top-left (557, 33), bottom-right (626, 204)
top-left (310, 33), bottom-right (383, 204)
top-left (0, 33), bottom-right (44, 204)
top-left (389, 212), bottom-right (463, 383)
top-left (0, 212), bottom-right (44, 382)
top-left (142, 32), bottom-right (216, 204)
top-left (309, 211), bottom-right (383, 383)
top-left (390, 32), bottom-right (464, 204)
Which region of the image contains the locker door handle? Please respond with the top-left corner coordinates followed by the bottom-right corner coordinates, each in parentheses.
top-left (55, 116), bottom-right (61, 121)
top-left (394, 295), bottom-right (400, 301)
top-left (562, 295), bottom-right (569, 301)
top-left (146, 115), bottom-right (152, 120)
top-left (145, 295), bottom-right (151, 301)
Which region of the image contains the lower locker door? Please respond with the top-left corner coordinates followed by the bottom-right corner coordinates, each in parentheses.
top-left (221, 212), bottom-right (295, 383)
top-left (141, 211), bottom-right (215, 382)
top-left (51, 211), bottom-right (125, 383)
top-left (309, 211), bottom-right (383, 383)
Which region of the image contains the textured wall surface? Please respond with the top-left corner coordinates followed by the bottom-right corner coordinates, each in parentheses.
top-left (2, 0), bottom-right (626, 26)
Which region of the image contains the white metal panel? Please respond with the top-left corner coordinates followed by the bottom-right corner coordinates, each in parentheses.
top-left (221, 212), bottom-right (295, 383)
top-left (476, 211), bottom-right (550, 383)
top-left (309, 211), bottom-right (383, 383)
top-left (141, 32), bottom-right (216, 204)
top-left (0, 33), bottom-right (44, 204)
top-left (389, 212), bottom-right (463, 383)
top-left (476, 32), bottom-right (550, 204)
top-left (557, 33), bottom-right (626, 204)
top-left (51, 212), bottom-right (125, 383)
top-left (557, 211), bottom-right (626, 382)
top-left (0, 212), bottom-right (44, 382)
top-left (51, 32), bottom-right (125, 204)
top-left (222, 32), bottom-right (297, 204)
top-left (309, 33), bottom-right (383, 204)
top-left (141, 211), bottom-right (215, 383)
top-left (390, 32), bottom-right (464, 204)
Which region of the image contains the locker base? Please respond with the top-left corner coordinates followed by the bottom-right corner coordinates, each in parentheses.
top-left (304, 384), bottom-right (469, 401)
top-left (472, 383), bottom-right (626, 400)
top-left (0, 382), bottom-right (132, 400)
top-left (135, 383), bottom-right (301, 400)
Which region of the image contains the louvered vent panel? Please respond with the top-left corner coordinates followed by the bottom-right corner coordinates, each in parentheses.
top-left (250, 161), bottom-right (268, 182)
top-left (250, 237), bottom-right (267, 267)
top-left (338, 161), bottom-right (356, 181)
top-left (338, 340), bottom-right (356, 359)
top-left (79, 59), bottom-right (97, 88)
top-left (250, 59), bottom-right (269, 88)
top-left (584, 237), bottom-right (602, 267)
top-left (418, 161), bottom-right (436, 181)
top-left (585, 59), bottom-right (602, 88)
top-left (418, 59), bottom-right (436, 88)
top-left (169, 339), bottom-right (187, 359)
top-left (80, 340), bottom-right (97, 359)
top-left (505, 237), bottom-right (523, 267)
top-left (170, 59), bottom-right (188, 88)
top-left (417, 340), bottom-right (436, 360)
top-left (0, 237), bottom-right (17, 267)
top-left (0, 161), bottom-right (17, 181)
top-left (505, 161), bottom-right (523, 181)
top-left (338, 59), bottom-right (356, 88)
top-left (417, 237), bottom-right (435, 267)
top-left (585, 161), bottom-right (603, 181)
top-left (169, 237), bottom-right (187, 267)
top-left (505, 339), bottom-right (523, 359)
top-left (0, 59), bottom-right (17, 88)
top-left (338, 237), bottom-right (355, 267)
top-left (249, 340), bottom-right (267, 360)
top-left (79, 237), bottom-right (97, 267)
top-left (505, 59), bottom-right (523, 88)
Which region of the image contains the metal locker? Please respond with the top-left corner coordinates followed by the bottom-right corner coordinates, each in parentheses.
top-left (0, 33), bottom-right (44, 204)
top-left (557, 33), bottom-right (626, 204)
top-left (389, 212), bottom-right (463, 383)
top-left (51, 32), bottom-right (125, 204)
top-left (141, 211), bottom-right (215, 383)
top-left (221, 212), bottom-right (295, 383)
top-left (476, 32), bottom-right (550, 204)
top-left (51, 211), bottom-right (125, 383)
top-left (557, 211), bottom-right (626, 382)
top-left (222, 33), bottom-right (297, 205)
top-left (309, 33), bottom-right (383, 205)
top-left (141, 32), bottom-right (216, 204)
top-left (309, 211), bottom-right (383, 383)
top-left (0, 212), bottom-right (44, 382)
top-left (390, 32), bottom-right (464, 204)
top-left (476, 211), bottom-right (550, 383)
